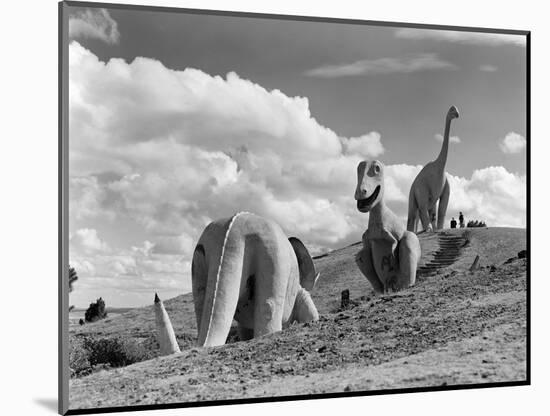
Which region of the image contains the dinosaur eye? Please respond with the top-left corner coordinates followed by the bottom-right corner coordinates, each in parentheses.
top-left (374, 164), bottom-right (381, 174)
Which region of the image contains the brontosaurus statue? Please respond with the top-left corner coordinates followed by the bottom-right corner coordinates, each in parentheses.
top-left (407, 105), bottom-right (460, 232)
top-left (191, 212), bottom-right (320, 347)
top-left (355, 160), bottom-right (421, 293)
top-left (154, 293), bottom-right (180, 355)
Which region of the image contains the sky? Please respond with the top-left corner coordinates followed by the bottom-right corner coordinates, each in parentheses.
top-left (66, 6), bottom-right (527, 308)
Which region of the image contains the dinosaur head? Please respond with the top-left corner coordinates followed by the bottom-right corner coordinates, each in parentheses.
top-left (355, 160), bottom-right (384, 213)
top-left (446, 105), bottom-right (460, 121)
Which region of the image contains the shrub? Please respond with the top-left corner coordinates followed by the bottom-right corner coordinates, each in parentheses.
top-left (83, 336), bottom-right (156, 368)
top-left (69, 265), bottom-right (78, 292)
top-left (85, 297), bottom-right (107, 323)
top-left (69, 334), bottom-right (159, 378)
top-left (69, 336), bottom-right (92, 378)
top-left (467, 220), bottom-right (487, 228)
top-left (69, 265), bottom-right (78, 311)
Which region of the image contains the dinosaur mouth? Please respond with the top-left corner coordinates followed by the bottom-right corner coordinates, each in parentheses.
top-left (357, 186), bottom-right (380, 211)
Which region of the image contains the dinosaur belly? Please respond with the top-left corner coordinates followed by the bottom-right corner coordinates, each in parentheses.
top-left (371, 240), bottom-right (400, 287)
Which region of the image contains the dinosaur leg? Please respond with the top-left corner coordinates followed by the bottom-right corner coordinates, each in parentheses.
top-left (413, 211), bottom-right (419, 234)
top-left (355, 239), bottom-right (384, 293)
top-left (397, 231), bottom-right (421, 289)
top-left (291, 287), bottom-right (319, 323)
top-left (437, 178), bottom-right (450, 230)
top-left (417, 204), bottom-right (433, 233)
top-left (413, 188), bottom-right (433, 233)
top-left (253, 248), bottom-right (289, 337)
top-left (429, 204), bottom-right (437, 230)
top-left (237, 325), bottom-right (254, 341)
top-left (407, 190), bottom-right (419, 232)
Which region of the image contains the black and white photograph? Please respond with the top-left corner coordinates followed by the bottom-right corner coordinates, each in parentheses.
top-left (60, 1), bottom-right (528, 414)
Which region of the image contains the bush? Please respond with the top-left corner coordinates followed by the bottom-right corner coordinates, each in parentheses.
top-left (83, 336), bottom-right (156, 368)
top-left (467, 220), bottom-right (487, 228)
top-left (69, 334), bottom-right (158, 378)
top-left (85, 297), bottom-right (107, 323)
top-left (69, 336), bottom-right (92, 378)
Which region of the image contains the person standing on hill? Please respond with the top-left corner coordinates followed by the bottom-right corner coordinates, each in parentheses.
top-left (459, 212), bottom-right (465, 228)
top-left (450, 217), bottom-right (457, 229)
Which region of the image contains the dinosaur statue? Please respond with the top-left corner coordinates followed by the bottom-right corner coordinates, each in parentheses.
top-left (191, 212), bottom-right (320, 347)
top-left (153, 293), bottom-right (180, 355)
top-left (355, 160), bottom-right (421, 293)
top-left (407, 105), bottom-right (460, 233)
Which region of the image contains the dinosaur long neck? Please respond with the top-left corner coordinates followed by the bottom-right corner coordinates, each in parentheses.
top-left (435, 117), bottom-right (452, 169)
top-left (368, 198), bottom-right (386, 226)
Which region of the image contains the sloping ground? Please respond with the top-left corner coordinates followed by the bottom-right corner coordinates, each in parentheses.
top-left (69, 227), bottom-right (527, 410)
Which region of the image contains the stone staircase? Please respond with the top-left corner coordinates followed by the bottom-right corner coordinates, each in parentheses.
top-left (417, 231), bottom-right (468, 277)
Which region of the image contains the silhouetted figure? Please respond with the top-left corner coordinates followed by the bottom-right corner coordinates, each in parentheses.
top-left (459, 212), bottom-right (465, 228)
top-left (450, 217), bottom-right (457, 229)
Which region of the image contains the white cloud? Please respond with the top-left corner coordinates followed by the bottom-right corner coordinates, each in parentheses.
top-left (395, 28), bottom-right (526, 46)
top-left (343, 132), bottom-right (384, 158)
top-left (499, 132), bottom-right (526, 154)
top-left (435, 133), bottom-right (461, 144)
top-left (69, 8), bottom-right (120, 44)
top-left (304, 53), bottom-right (457, 78)
top-left (480, 64), bottom-right (498, 72)
top-left (70, 228), bottom-right (110, 254)
top-left (68, 43), bottom-right (526, 305)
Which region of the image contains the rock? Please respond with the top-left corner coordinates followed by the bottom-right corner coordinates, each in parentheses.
top-left (490, 265), bottom-right (497, 272)
top-left (341, 289), bottom-right (350, 309)
top-left (469, 255), bottom-right (480, 272)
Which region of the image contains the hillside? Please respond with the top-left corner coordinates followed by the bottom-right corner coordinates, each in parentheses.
top-left (69, 227), bottom-right (527, 410)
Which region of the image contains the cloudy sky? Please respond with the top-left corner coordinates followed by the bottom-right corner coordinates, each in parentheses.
top-left (66, 6), bottom-right (527, 308)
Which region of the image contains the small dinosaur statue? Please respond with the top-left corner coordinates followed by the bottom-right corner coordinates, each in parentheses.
top-left (407, 105), bottom-right (460, 232)
top-left (191, 212), bottom-right (320, 347)
top-left (355, 160), bottom-right (421, 293)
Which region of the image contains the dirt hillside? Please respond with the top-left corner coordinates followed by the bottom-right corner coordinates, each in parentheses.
top-left (69, 227), bottom-right (527, 410)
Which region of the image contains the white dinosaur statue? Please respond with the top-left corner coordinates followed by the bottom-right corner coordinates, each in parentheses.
top-left (191, 212), bottom-right (320, 347)
top-left (355, 160), bottom-right (421, 293)
top-left (407, 105), bottom-right (460, 233)
top-left (153, 293), bottom-right (180, 355)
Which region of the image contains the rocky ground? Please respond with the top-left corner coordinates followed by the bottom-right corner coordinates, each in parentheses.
top-left (69, 227), bottom-right (527, 411)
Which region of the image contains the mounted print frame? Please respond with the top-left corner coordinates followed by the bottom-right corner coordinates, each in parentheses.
top-left (59, 1), bottom-right (530, 414)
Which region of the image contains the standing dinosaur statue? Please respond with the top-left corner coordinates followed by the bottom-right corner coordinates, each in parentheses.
top-left (355, 160), bottom-right (421, 293)
top-left (191, 212), bottom-right (320, 347)
top-left (407, 105), bottom-right (460, 233)
top-left (153, 293), bottom-right (180, 355)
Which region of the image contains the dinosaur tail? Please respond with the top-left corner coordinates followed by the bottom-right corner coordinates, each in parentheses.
top-left (198, 212), bottom-right (248, 347)
top-left (154, 293), bottom-right (181, 355)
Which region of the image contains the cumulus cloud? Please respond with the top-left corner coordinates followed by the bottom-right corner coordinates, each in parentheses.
top-left (434, 133), bottom-right (461, 144)
top-left (342, 132), bottom-right (384, 158)
top-left (70, 228), bottom-right (110, 254)
top-left (69, 8), bottom-right (120, 44)
top-left (499, 132), bottom-right (526, 154)
top-left (68, 42), bottom-right (526, 305)
top-left (395, 28), bottom-right (526, 46)
top-left (304, 54), bottom-right (457, 78)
